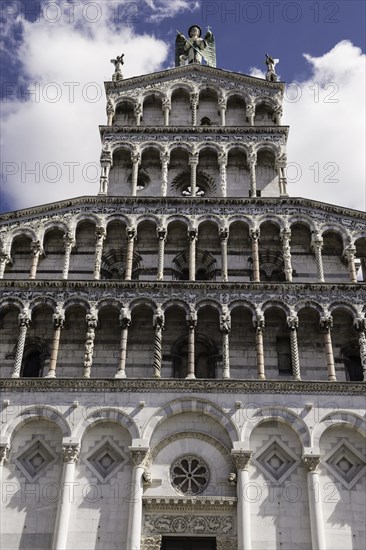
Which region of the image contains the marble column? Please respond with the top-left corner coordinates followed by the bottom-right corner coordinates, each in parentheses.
top-left (190, 92), bottom-right (199, 126)
top-left (276, 153), bottom-right (288, 196)
top-left (250, 229), bottom-right (260, 282)
top-left (218, 153), bottom-right (228, 197)
top-left (115, 310), bottom-right (131, 379)
top-left (354, 317), bottom-right (366, 380)
top-left (186, 313), bottom-right (197, 379)
top-left (220, 227), bottom-right (229, 282)
top-left (93, 226), bottom-right (106, 280)
top-left (220, 307), bottom-right (231, 379)
top-left (253, 309), bottom-right (265, 380)
top-left (218, 95), bottom-right (226, 126)
top-left (345, 244), bottom-right (358, 283)
top-left (320, 315), bottom-right (336, 381)
top-left (246, 101), bottom-right (255, 126)
top-left (62, 233), bottom-right (75, 280)
top-left (303, 455), bottom-right (326, 550)
top-left (231, 450), bottom-right (253, 550)
top-left (152, 311), bottom-right (165, 378)
top-left (106, 98), bottom-right (114, 126)
top-left (82, 312), bottom-right (98, 379)
top-left (52, 445), bottom-right (80, 550)
top-left (45, 306), bottom-right (65, 378)
top-left (0, 251), bottom-right (11, 279)
top-left (126, 446), bottom-right (149, 550)
top-left (29, 239), bottom-right (43, 279)
top-left (125, 226), bottom-right (136, 281)
top-left (0, 444), bottom-right (10, 481)
top-left (131, 152), bottom-right (141, 197)
top-left (188, 228), bottom-right (198, 281)
top-left (160, 151), bottom-right (169, 197)
top-left (248, 147), bottom-right (257, 198)
top-left (134, 102), bottom-right (142, 126)
top-left (189, 153), bottom-right (199, 197)
top-left (11, 309), bottom-right (31, 378)
top-left (156, 227), bottom-right (167, 281)
top-left (287, 314), bottom-right (301, 380)
top-left (162, 96), bottom-right (170, 126)
top-left (99, 163), bottom-right (112, 195)
top-left (281, 228), bottom-right (293, 282)
top-left (311, 235), bottom-right (325, 283)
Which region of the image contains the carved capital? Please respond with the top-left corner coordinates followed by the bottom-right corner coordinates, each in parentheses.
top-left (303, 455), bottom-right (321, 473)
top-left (19, 310), bottom-right (31, 328)
top-left (63, 445), bottom-right (80, 464)
top-left (95, 226), bottom-right (106, 241)
top-left (287, 315), bottom-right (299, 331)
top-left (354, 317), bottom-right (366, 333)
top-left (219, 227), bottom-right (229, 242)
top-left (126, 226), bottom-right (137, 240)
top-left (188, 229), bottom-right (198, 242)
top-left (231, 450), bottom-right (252, 471)
top-left (130, 448), bottom-right (149, 467)
top-left (320, 315), bottom-right (333, 332)
top-left (31, 239), bottom-right (43, 257)
top-left (157, 227), bottom-right (167, 241)
top-left (53, 304), bottom-right (65, 328)
top-left (250, 228), bottom-right (260, 242)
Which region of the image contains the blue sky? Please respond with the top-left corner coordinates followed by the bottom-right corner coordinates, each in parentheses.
top-left (0, 0), bottom-right (365, 213)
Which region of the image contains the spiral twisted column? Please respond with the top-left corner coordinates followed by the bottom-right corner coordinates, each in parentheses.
top-left (218, 152), bottom-right (228, 197)
top-left (311, 234), bottom-right (325, 282)
top-left (115, 310), bottom-right (131, 379)
top-left (131, 150), bottom-right (141, 196)
top-left (248, 146), bottom-right (257, 197)
top-left (320, 315), bottom-right (336, 381)
top-left (253, 308), bottom-right (265, 380)
top-left (287, 314), bottom-right (301, 380)
top-left (156, 227), bottom-right (167, 281)
top-left (82, 312), bottom-right (98, 379)
top-left (52, 445), bottom-right (80, 550)
top-left (160, 151), bottom-right (169, 196)
top-left (220, 306), bottom-right (231, 379)
top-left (29, 239), bottom-right (43, 279)
top-left (125, 226), bottom-right (136, 281)
top-left (281, 228), bottom-right (293, 282)
top-left (188, 228), bottom-right (198, 281)
top-left (62, 233), bottom-right (75, 280)
top-left (246, 100), bottom-right (255, 126)
top-left (11, 309), bottom-right (31, 378)
top-left (354, 317), bottom-right (366, 381)
top-left (231, 450), bottom-right (253, 550)
top-left (152, 310), bottom-right (165, 378)
top-left (45, 305), bottom-right (65, 378)
top-left (134, 102), bottom-right (142, 126)
top-left (250, 228), bottom-right (260, 282)
top-left (190, 92), bottom-right (199, 126)
top-left (189, 153), bottom-right (199, 197)
top-left (93, 226), bottom-right (106, 280)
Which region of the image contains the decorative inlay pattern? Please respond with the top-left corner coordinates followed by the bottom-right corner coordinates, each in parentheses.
top-left (15, 437), bottom-right (56, 482)
top-left (254, 437), bottom-right (300, 484)
top-left (85, 437), bottom-right (127, 482)
top-left (324, 441), bottom-right (366, 489)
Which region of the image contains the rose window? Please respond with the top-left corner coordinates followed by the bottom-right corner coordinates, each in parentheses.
top-left (171, 455), bottom-right (209, 495)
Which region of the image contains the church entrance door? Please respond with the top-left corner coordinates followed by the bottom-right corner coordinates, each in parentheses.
top-left (161, 537), bottom-right (216, 550)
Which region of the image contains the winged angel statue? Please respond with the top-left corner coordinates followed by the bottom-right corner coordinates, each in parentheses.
top-left (175, 25), bottom-right (216, 67)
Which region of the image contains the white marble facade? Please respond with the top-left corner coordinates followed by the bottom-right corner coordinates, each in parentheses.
top-left (0, 33), bottom-right (365, 550)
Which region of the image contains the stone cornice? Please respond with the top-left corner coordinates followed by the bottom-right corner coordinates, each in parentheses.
top-left (104, 64), bottom-right (285, 93)
top-left (99, 125), bottom-right (289, 137)
top-left (0, 280), bottom-right (364, 293)
top-left (142, 496), bottom-right (237, 512)
top-left (1, 196), bottom-right (365, 223)
top-left (0, 379), bottom-right (364, 395)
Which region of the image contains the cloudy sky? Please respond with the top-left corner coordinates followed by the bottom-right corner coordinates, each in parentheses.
top-left (0, 0), bottom-right (365, 213)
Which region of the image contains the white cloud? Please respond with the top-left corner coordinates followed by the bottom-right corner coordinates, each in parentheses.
top-left (250, 41), bottom-right (365, 210)
top-left (144, 0), bottom-right (200, 23)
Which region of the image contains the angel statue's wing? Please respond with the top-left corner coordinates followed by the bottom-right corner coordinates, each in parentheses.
top-left (204, 30), bottom-right (216, 67)
top-left (175, 32), bottom-right (186, 67)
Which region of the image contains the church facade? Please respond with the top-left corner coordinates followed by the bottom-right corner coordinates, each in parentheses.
top-left (0, 26), bottom-right (365, 550)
